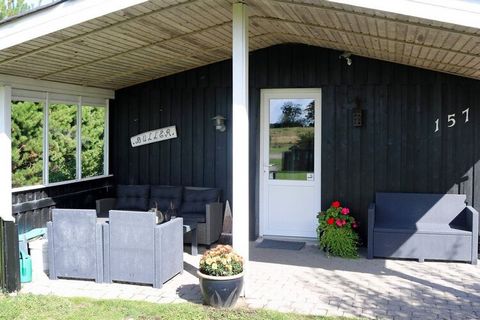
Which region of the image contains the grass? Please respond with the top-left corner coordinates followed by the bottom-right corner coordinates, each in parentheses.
top-left (0, 294), bottom-right (350, 320)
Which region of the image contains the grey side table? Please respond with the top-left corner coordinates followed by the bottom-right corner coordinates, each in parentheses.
top-left (183, 222), bottom-right (198, 256)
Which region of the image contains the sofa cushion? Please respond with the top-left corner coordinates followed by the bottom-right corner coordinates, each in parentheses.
top-left (181, 188), bottom-right (220, 213)
top-left (115, 185), bottom-right (150, 211)
top-left (180, 212), bottom-right (206, 224)
top-left (150, 185), bottom-right (183, 212)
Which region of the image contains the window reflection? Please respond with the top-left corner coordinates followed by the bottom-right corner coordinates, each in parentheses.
top-left (269, 99), bottom-right (314, 181)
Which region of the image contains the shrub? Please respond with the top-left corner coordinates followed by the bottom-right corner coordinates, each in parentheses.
top-left (199, 245), bottom-right (243, 276)
top-left (317, 201), bottom-right (359, 258)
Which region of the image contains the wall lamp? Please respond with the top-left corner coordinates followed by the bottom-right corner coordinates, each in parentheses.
top-left (212, 115), bottom-right (226, 132)
top-left (339, 52), bottom-right (352, 66)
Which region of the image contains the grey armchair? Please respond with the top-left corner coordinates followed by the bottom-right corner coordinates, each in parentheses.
top-left (47, 209), bottom-right (104, 282)
top-left (102, 210), bottom-right (183, 288)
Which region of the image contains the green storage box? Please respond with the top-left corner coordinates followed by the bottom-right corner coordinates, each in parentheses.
top-left (19, 250), bottom-right (32, 283)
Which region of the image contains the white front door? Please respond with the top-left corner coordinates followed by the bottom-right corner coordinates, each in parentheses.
top-left (260, 89), bottom-right (321, 238)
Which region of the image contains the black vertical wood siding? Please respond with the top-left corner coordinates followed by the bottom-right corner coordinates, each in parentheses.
top-left (12, 177), bottom-right (114, 234)
top-left (111, 44), bottom-right (480, 241)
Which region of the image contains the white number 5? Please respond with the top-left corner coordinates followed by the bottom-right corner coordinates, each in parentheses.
top-left (447, 114), bottom-right (456, 127)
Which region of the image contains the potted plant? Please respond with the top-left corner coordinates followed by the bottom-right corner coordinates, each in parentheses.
top-left (197, 245), bottom-right (244, 308)
top-left (317, 200), bottom-right (359, 258)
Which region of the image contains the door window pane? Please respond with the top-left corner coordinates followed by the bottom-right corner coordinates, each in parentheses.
top-left (81, 106), bottom-right (105, 178)
top-left (49, 103), bottom-right (77, 183)
top-left (269, 99), bottom-right (314, 181)
top-left (11, 100), bottom-right (44, 188)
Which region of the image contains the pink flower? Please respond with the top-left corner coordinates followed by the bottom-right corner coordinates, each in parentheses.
top-left (336, 219), bottom-right (343, 227)
top-left (342, 220), bottom-right (347, 226)
top-left (341, 207), bottom-right (350, 215)
top-left (352, 223), bottom-right (358, 228)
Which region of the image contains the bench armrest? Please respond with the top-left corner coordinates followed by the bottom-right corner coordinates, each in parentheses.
top-left (466, 206), bottom-right (478, 264)
top-left (205, 202), bottom-right (224, 243)
top-left (96, 198), bottom-right (116, 217)
top-left (367, 203), bottom-right (376, 259)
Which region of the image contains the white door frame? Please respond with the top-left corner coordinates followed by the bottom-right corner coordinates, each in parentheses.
top-left (259, 88), bottom-right (322, 238)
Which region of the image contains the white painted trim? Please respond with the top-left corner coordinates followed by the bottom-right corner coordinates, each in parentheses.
top-left (0, 0), bottom-right (148, 51)
top-left (12, 92), bottom-right (109, 190)
top-left (12, 174), bottom-right (113, 193)
top-left (1, 74), bottom-right (114, 99)
top-left (328, 0), bottom-right (480, 29)
top-left (0, 86), bottom-right (13, 221)
top-left (231, 1), bottom-right (249, 285)
top-left (76, 97), bottom-right (82, 180)
top-left (104, 99), bottom-right (110, 176)
top-left (43, 93), bottom-right (50, 185)
top-left (259, 88), bottom-right (322, 238)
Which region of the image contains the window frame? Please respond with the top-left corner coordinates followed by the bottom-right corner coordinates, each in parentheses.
top-left (11, 90), bottom-right (110, 192)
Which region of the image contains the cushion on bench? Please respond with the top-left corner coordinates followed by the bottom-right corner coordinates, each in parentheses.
top-left (375, 192), bottom-right (467, 228)
top-left (149, 185), bottom-right (182, 212)
top-left (115, 185), bottom-right (150, 211)
top-left (181, 188), bottom-right (220, 213)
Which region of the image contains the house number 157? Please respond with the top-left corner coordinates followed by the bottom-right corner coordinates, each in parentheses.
top-left (434, 108), bottom-right (469, 132)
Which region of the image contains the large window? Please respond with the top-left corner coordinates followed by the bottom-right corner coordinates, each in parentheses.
top-left (48, 103), bottom-right (77, 183)
top-left (11, 100), bottom-right (44, 188)
top-left (81, 106), bottom-right (105, 178)
top-left (11, 94), bottom-right (108, 189)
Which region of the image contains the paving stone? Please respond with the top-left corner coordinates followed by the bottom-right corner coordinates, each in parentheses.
top-left (19, 244), bottom-right (480, 318)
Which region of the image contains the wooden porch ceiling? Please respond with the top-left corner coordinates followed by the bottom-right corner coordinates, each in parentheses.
top-left (1, 0), bottom-right (479, 90)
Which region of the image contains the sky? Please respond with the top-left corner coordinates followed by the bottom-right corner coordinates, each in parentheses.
top-left (269, 99), bottom-right (314, 124)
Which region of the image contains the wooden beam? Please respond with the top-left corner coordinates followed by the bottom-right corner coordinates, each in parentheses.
top-left (251, 32), bottom-right (480, 80)
top-left (88, 44), bottom-right (229, 87)
top-left (253, 16), bottom-right (480, 60)
top-left (38, 21), bottom-right (232, 80)
top-left (270, 0), bottom-right (480, 38)
top-left (0, 0), bottom-right (204, 66)
top-left (0, 0), bottom-right (149, 51)
top-left (327, 0), bottom-right (480, 29)
top-left (232, 1), bottom-right (249, 275)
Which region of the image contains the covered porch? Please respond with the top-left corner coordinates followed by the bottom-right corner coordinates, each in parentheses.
top-left (1, 0), bottom-right (480, 316)
top-left (21, 244), bottom-right (480, 319)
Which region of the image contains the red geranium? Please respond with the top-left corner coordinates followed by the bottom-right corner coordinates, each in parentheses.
top-left (327, 217), bottom-right (335, 225)
top-left (331, 201), bottom-right (341, 208)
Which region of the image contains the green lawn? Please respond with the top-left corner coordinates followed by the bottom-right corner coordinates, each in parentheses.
top-left (0, 294), bottom-right (351, 320)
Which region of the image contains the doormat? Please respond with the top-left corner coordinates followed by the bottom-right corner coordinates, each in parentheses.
top-left (255, 239), bottom-right (305, 251)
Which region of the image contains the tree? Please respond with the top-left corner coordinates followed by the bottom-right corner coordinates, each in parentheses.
top-left (81, 106), bottom-right (105, 178)
top-left (304, 100), bottom-right (315, 127)
top-left (0, 0), bottom-right (31, 20)
top-left (11, 101), bottom-right (43, 187)
top-left (279, 102), bottom-right (303, 127)
top-left (11, 101), bottom-right (106, 187)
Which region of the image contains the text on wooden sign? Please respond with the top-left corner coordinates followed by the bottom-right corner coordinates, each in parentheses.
top-left (131, 125), bottom-right (177, 147)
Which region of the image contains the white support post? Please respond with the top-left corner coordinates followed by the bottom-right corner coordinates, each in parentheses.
top-left (0, 86), bottom-right (14, 221)
top-left (103, 99), bottom-right (110, 176)
top-left (76, 96), bottom-right (82, 180)
top-left (43, 93), bottom-right (49, 184)
top-left (232, 2), bottom-right (249, 274)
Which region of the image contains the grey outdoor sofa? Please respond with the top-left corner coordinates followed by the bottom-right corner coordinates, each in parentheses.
top-left (47, 209), bottom-right (104, 282)
top-left (103, 211), bottom-right (183, 288)
top-left (96, 185), bottom-right (223, 246)
top-left (368, 192), bottom-right (478, 264)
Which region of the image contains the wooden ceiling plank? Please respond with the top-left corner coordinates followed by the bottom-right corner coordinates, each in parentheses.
top-left (0, 0), bottom-right (206, 66)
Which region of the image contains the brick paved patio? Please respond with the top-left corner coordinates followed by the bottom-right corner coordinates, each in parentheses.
top-left (21, 242), bottom-right (480, 319)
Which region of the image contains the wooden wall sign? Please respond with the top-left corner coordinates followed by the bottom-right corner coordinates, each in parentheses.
top-left (130, 125), bottom-right (177, 147)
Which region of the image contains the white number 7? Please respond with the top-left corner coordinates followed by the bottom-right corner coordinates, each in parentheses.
top-left (462, 108), bottom-right (469, 122)
top-left (447, 114), bottom-right (456, 127)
